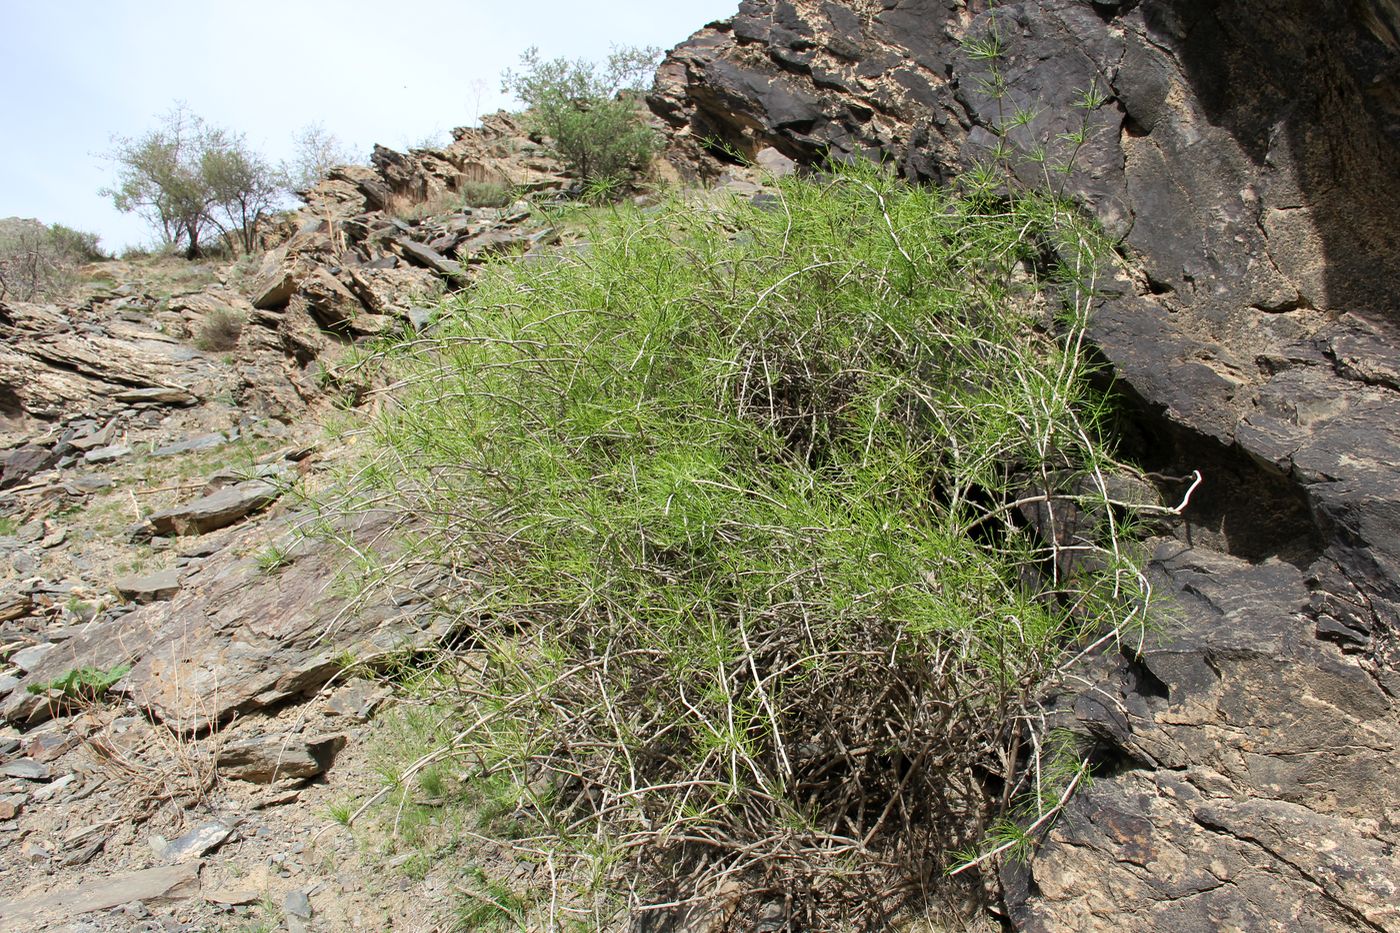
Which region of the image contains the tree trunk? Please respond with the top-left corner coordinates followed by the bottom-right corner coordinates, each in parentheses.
top-left (184, 220), bottom-right (202, 260)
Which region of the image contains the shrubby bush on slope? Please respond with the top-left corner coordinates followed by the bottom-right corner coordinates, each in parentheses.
top-left (502, 46), bottom-right (661, 188)
top-left (0, 218), bottom-right (105, 301)
top-left (327, 163), bottom-right (1156, 925)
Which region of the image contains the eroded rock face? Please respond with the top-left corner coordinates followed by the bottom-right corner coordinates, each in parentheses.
top-left (652, 1), bottom-right (1400, 927)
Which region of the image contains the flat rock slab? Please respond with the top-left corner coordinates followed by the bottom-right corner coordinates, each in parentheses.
top-left (2, 303), bottom-right (218, 422)
top-left (83, 443), bottom-right (132, 464)
top-left (4, 511), bottom-right (448, 730)
top-left (115, 568), bottom-right (183, 603)
top-left (112, 386), bottom-right (198, 406)
top-left (151, 432), bottom-right (227, 457)
top-left (0, 860), bottom-right (201, 932)
top-left (9, 642), bottom-right (56, 672)
top-left (146, 481), bottom-right (281, 537)
top-left (1, 758), bottom-right (51, 781)
top-left (1009, 543), bottom-right (1400, 931)
top-left (393, 236), bottom-right (463, 278)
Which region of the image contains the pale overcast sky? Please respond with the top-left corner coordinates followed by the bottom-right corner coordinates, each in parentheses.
top-left (0, 1), bottom-right (735, 251)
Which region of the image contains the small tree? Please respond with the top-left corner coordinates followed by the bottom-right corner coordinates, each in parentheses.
top-left (285, 122), bottom-right (353, 192)
top-left (501, 46), bottom-right (661, 187)
top-left (202, 132), bottom-right (283, 253)
top-left (103, 105), bottom-right (284, 257)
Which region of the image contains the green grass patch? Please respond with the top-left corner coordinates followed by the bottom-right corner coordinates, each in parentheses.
top-left (327, 162), bottom-right (1154, 925)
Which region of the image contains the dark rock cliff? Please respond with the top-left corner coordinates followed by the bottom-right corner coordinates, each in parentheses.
top-left (652, 2), bottom-right (1400, 928)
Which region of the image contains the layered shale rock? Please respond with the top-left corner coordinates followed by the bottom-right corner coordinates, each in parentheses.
top-left (652, 1), bottom-right (1400, 928)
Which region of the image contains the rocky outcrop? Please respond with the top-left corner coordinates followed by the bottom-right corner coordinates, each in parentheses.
top-left (652, 1), bottom-right (1400, 928)
top-left (229, 112), bottom-right (569, 420)
top-left (0, 294), bottom-right (223, 437)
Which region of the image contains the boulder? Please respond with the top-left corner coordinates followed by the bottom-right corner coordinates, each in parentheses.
top-left (300, 268), bottom-right (367, 332)
top-left (250, 247), bottom-right (299, 309)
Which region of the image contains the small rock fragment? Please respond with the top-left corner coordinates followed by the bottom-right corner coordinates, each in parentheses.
top-left (9, 550), bottom-right (40, 575)
top-left (71, 474), bottom-right (115, 493)
top-left (755, 146), bottom-right (797, 177)
top-left (112, 387), bottom-right (198, 406)
top-left (159, 820), bottom-right (233, 863)
top-left (25, 730), bottom-right (79, 762)
top-left (326, 680), bottom-right (386, 721)
top-left (217, 733), bottom-right (346, 783)
top-left (33, 773), bottom-right (77, 801)
top-left (0, 793), bottom-right (25, 819)
top-left (21, 839), bottom-right (51, 862)
top-left (69, 420), bottom-right (117, 452)
top-left (60, 837), bottom-right (105, 867)
top-left (0, 444), bottom-right (58, 489)
top-left (205, 887), bottom-right (260, 906)
top-left (0, 591), bottom-right (32, 623)
top-left (284, 889), bottom-right (313, 920)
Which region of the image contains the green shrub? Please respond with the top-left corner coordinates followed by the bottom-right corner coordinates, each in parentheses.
top-left (501, 46), bottom-right (660, 188)
top-left (331, 163), bottom-right (1152, 924)
top-left (457, 180), bottom-right (515, 208)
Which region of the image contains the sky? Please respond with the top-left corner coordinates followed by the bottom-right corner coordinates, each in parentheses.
top-left (0, 0), bottom-right (736, 252)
